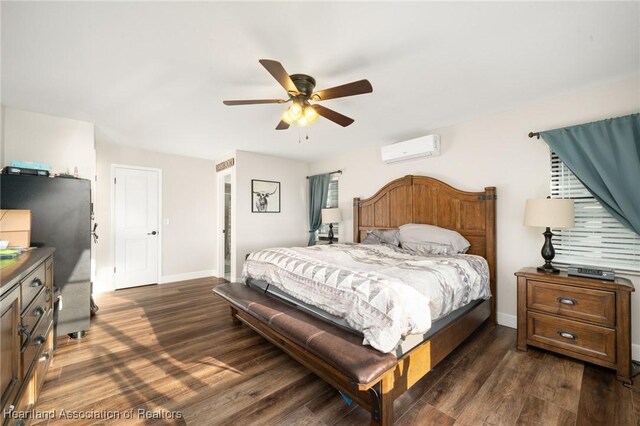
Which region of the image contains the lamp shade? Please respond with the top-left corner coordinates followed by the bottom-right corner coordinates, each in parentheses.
top-left (524, 199), bottom-right (575, 228)
top-left (322, 208), bottom-right (342, 224)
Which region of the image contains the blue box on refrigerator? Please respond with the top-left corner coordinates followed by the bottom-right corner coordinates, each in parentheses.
top-left (10, 160), bottom-right (51, 171)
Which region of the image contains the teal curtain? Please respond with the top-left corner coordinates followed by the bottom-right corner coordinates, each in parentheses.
top-left (308, 174), bottom-right (330, 245)
top-left (540, 113), bottom-right (640, 235)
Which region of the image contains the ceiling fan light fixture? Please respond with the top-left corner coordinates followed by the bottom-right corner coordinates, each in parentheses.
top-left (223, 59), bottom-right (372, 130)
top-left (298, 106), bottom-right (319, 127)
top-left (281, 109), bottom-right (294, 124)
top-left (304, 105), bottom-right (319, 122)
top-left (288, 102), bottom-right (303, 120)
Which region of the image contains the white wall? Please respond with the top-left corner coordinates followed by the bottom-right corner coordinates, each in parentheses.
top-left (231, 150), bottom-right (308, 281)
top-left (95, 141), bottom-right (217, 292)
top-left (3, 108), bottom-right (95, 180)
top-left (308, 77), bottom-right (640, 355)
top-left (0, 106), bottom-right (5, 166)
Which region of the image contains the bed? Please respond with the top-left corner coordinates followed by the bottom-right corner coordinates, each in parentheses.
top-left (214, 175), bottom-right (496, 425)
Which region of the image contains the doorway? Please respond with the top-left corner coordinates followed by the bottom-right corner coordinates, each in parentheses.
top-left (113, 165), bottom-right (162, 289)
top-left (224, 174), bottom-right (231, 280)
top-left (218, 169), bottom-right (233, 281)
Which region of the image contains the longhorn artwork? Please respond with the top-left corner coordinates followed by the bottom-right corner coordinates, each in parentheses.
top-left (251, 179), bottom-right (281, 213)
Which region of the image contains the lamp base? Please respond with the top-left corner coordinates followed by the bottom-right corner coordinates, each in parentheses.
top-left (538, 227), bottom-right (559, 273)
top-left (537, 263), bottom-right (560, 274)
top-left (328, 224), bottom-right (334, 245)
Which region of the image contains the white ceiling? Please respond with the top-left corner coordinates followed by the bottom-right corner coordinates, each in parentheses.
top-left (2, 1), bottom-right (638, 162)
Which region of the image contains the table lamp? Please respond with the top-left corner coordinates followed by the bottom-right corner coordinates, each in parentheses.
top-left (321, 208), bottom-right (341, 244)
top-left (524, 198), bottom-right (575, 273)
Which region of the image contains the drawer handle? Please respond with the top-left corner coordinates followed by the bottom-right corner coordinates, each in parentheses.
top-left (558, 331), bottom-right (578, 340)
top-left (33, 306), bottom-right (45, 317)
top-left (31, 277), bottom-right (43, 288)
top-left (34, 335), bottom-right (47, 347)
top-left (557, 297), bottom-right (577, 306)
top-left (39, 351), bottom-right (50, 362)
top-left (18, 323), bottom-right (32, 346)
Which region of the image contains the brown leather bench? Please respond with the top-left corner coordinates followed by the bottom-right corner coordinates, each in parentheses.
top-left (213, 282), bottom-right (492, 425)
top-left (213, 282), bottom-right (397, 386)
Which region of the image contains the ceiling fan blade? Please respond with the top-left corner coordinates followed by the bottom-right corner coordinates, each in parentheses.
top-left (276, 120), bottom-right (290, 130)
top-left (311, 104), bottom-right (355, 127)
top-left (223, 99), bottom-right (286, 106)
top-left (259, 59), bottom-right (299, 95)
top-left (312, 79), bottom-right (373, 101)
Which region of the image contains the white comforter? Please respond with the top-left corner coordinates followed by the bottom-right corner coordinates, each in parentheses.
top-left (242, 243), bottom-right (490, 353)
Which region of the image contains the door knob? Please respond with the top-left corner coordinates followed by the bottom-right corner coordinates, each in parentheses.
top-left (147, 231), bottom-right (157, 235)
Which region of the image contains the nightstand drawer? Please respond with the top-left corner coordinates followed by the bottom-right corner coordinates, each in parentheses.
top-left (527, 312), bottom-right (616, 364)
top-left (527, 280), bottom-right (615, 326)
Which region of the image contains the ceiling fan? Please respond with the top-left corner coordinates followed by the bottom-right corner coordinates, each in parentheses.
top-left (223, 59), bottom-right (373, 130)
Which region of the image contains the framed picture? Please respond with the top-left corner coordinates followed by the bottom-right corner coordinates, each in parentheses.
top-left (251, 179), bottom-right (281, 213)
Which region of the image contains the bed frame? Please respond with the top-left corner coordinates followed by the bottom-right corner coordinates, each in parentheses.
top-left (353, 175), bottom-right (497, 324)
top-left (226, 175), bottom-right (496, 425)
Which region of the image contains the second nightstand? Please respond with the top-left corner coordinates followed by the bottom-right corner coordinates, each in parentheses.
top-left (515, 267), bottom-right (635, 383)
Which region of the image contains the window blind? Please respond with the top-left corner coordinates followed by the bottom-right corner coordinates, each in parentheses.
top-left (550, 151), bottom-right (640, 273)
top-left (326, 177), bottom-right (339, 209)
top-left (318, 176), bottom-right (339, 237)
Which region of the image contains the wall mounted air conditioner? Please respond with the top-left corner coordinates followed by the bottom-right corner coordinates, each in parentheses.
top-left (381, 134), bottom-right (441, 164)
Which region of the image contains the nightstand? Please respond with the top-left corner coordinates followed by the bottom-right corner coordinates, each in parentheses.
top-left (515, 268), bottom-right (635, 383)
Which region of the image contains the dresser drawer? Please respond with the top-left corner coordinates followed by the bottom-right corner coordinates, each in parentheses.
top-left (34, 328), bottom-right (54, 399)
top-left (20, 287), bottom-right (52, 346)
top-left (21, 311), bottom-right (52, 380)
top-left (9, 381), bottom-right (34, 426)
top-left (527, 280), bottom-right (615, 326)
top-left (20, 264), bottom-right (46, 313)
top-left (527, 312), bottom-right (616, 364)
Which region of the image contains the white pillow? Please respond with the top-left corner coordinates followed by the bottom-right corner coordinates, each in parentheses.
top-left (398, 223), bottom-right (470, 254)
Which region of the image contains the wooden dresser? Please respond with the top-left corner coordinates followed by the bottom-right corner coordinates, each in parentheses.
top-left (515, 267), bottom-right (634, 383)
top-left (1, 248), bottom-right (55, 425)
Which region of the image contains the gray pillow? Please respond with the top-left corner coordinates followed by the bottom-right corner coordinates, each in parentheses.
top-left (401, 241), bottom-right (456, 256)
top-left (362, 229), bottom-right (401, 246)
top-left (398, 223), bottom-right (470, 254)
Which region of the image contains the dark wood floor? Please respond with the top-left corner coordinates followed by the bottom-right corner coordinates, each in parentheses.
top-left (34, 278), bottom-right (638, 425)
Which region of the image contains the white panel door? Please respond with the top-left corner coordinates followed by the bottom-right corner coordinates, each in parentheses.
top-left (114, 167), bottom-right (160, 289)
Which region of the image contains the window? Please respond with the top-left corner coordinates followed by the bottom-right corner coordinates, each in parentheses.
top-left (550, 151), bottom-right (640, 273)
top-left (318, 176), bottom-right (339, 240)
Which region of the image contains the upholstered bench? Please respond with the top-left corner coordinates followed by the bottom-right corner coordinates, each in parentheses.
top-left (213, 282), bottom-right (397, 385)
top-left (213, 282), bottom-right (491, 425)
top-left (213, 282), bottom-right (401, 425)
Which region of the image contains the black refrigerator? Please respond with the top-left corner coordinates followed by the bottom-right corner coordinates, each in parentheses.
top-left (1, 174), bottom-right (91, 337)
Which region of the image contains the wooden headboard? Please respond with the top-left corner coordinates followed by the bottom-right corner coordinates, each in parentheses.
top-left (353, 175), bottom-right (497, 323)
